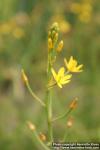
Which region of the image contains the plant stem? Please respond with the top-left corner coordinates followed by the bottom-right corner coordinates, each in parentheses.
top-left (52, 108), bottom-right (72, 122)
top-left (26, 81), bottom-right (46, 107)
top-left (46, 53), bottom-right (53, 143)
top-left (62, 130), bottom-right (70, 142)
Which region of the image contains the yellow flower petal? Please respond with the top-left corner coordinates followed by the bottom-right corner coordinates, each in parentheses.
top-left (58, 83), bottom-right (63, 88)
top-left (51, 68), bottom-right (57, 81)
top-left (61, 79), bottom-right (71, 85)
top-left (63, 74), bottom-right (72, 81)
top-left (64, 58), bottom-right (68, 67)
top-left (58, 67), bottom-right (65, 76)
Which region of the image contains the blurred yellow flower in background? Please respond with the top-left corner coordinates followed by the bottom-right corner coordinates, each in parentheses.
top-left (64, 56), bottom-right (83, 73)
top-left (51, 67), bottom-right (72, 88)
top-left (71, 3), bottom-right (81, 14)
top-left (59, 20), bottom-right (71, 33)
top-left (79, 11), bottom-right (91, 23)
top-left (12, 27), bottom-right (25, 39)
top-left (0, 23), bottom-right (11, 35)
top-left (70, 1), bottom-right (92, 23)
top-left (50, 15), bottom-right (71, 33)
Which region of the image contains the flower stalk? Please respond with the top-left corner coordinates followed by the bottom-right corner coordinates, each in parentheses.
top-left (52, 98), bottom-right (78, 122)
top-left (21, 69), bottom-right (45, 107)
top-left (21, 22), bottom-right (83, 149)
top-left (46, 22), bottom-right (59, 143)
top-left (46, 48), bottom-right (53, 143)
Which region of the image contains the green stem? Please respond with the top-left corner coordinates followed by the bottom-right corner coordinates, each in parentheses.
top-left (26, 81), bottom-right (46, 107)
top-left (62, 130), bottom-right (70, 142)
top-left (46, 52), bottom-right (53, 143)
top-left (46, 89), bottom-right (53, 142)
top-left (52, 108), bottom-right (72, 122)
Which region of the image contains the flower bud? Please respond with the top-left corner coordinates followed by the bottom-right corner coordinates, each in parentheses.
top-left (67, 117), bottom-right (73, 128)
top-left (54, 33), bottom-right (58, 43)
top-left (56, 40), bottom-right (64, 52)
top-left (21, 69), bottom-right (28, 83)
top-left (39, 133), bottom-right (46, 141)
top-left (69, 97), bottom-right (78, 109)
top-left (27, 121), bottom-right (36, 131)
top-left (48, 38), bottom-right (53, 50)
top-left (51, 22), bottom-right (59, 32)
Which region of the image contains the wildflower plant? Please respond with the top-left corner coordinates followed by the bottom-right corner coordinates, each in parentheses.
top-left (22, 22), bottom-right (83, 149)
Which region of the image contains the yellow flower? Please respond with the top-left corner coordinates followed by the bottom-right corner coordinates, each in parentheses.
top-left (71, 3), bottom-right (81, 14)
top-left (64, 56), bottom-right (83, 73)
top-left (59, 20), bottom-right (71, 33)
top-left (51, 67), bottom-right (72, 88)
top-left (78, 11), bottom-right (91, 23)
top-left (0, 23), bottom-right (11, 34)
top-left (13, 27), bottom-right (25, 39)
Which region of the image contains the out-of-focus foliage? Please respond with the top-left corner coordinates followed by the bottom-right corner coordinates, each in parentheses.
top-left (0, 0), bottom-right (100, 149)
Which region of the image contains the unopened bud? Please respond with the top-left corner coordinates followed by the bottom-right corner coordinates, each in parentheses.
top-left (21, 69), bottom-right (28, 83)
top-left (39, 133), bottom-right (46, 141)
top-left (56, 40), bottom-right (64, 52)
top-left (54, 33), bottom-right (58, 42)
top-left (48, 38), bottom-right (53, 50)
top-left (67, 117), bottom-right (73, 128)
top-left (27, 121), bottom-right (36, 131)
top-left (52, 30), bottom-right (56, 36)
top-left (51, 22), bottom-right (59, 32)
top-left (69, 97), bottom-right (78, 109)
top-left (48, 31), bottom-right (51, 37)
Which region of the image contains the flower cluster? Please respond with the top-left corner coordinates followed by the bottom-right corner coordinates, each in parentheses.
top-left (70, 0), bottom-right (93, 23)
top-left (48, 22), bottom-right (83, 89)
top-left (51, 56), bottom-right (83, 88)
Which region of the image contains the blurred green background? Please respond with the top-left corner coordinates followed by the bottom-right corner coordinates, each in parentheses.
top-left (0, 0), bottom-right (100, 149)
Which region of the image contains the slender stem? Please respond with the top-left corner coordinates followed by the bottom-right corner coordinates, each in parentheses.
top-left (46, 89), bottom-right (53, 141)
top-left (52, 108), bottom-right (72, 122)
top-left (46, 52), bottom-right (53, 143)
top-left (26, 81), bottom-right (46, 107)
top-left (62, 130), bottom-right (70, 142)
